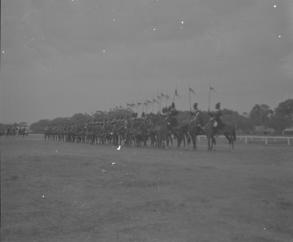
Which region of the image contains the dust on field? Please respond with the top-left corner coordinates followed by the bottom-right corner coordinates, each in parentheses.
top-left (1, 136), bottom-right (293, 242)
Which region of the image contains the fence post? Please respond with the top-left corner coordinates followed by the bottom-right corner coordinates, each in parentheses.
top-left (245, 136), bottom-right (248, 144)
top-left (265, 137), bottom-right (268, 145)
top-left (288, 138), bottom-right (291, 146)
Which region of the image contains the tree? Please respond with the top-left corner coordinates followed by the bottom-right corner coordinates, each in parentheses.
top-left (30, 119), bottom-right (51, 133)
top-left (70, 113), bottom-right (93, 125)
top-left (249, 104), bottom-right (272, 127)
top-left (50, 117), bottom-right (72, 127)
top-left (275, 99), bottom-right (293, 118)
top-left (269, 99), bottom-right (293, 132)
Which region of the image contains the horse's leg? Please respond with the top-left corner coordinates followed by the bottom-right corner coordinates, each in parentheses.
top-left (224, 133), bottom-right (233, 150)
top-left (186, 133), bottom-right (190, 146)
top-left (212, 136), bottom-right (216, 145)
top-left (143, 136), bottom-right (147, 147)
top-left (207, 134), bottom-right (214, 151)
top-left (177, 135), bottom-right (181, 148)
top-left (182, 134), bottom-right (186, 148)
top-left (207, 135), bottom-right (210, 151)
top-left (169, 134), bottom-right (173, 147)
top-left (229, 135), bottom-right (234, 150)
top-left (189, 133), bottom-right (195, 150)
top-left (191, 135), bottom-right (195, 149)
top-left (180, 135), bottom-right (184, 148)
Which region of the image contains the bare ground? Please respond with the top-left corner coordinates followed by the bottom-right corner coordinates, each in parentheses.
top-left (1, 135), bottom-right (293, 242)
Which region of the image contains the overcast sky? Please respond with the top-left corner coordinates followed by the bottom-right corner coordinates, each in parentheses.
top-left (1, 0), bottom-right (293, 123)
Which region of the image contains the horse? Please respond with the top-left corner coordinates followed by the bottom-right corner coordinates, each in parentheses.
top-left (205, 119), bottom-right (236, 151)
top-left (148, 114), bottom-right (172, 148)
top-left (164, 112), bottom-right (190, 148)
top-left (188, 111), bottom-right (204, 150)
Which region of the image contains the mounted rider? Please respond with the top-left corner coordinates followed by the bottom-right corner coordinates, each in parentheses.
top-left (190, 102), bottom-right (203, 132)
top-left (168, 102), bottom-right (178, 116)
top-left (190, 102), bottom-right (200, 122)
top-left (166, 102), bottom-right (178, 127)
top-left (210, 102), bottom-right (223, 132)
top-left (141, 112), bottom-right (146, 120)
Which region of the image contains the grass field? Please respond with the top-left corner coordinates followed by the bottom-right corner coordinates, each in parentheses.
top-left (1, 135), bottom-right (293, 242)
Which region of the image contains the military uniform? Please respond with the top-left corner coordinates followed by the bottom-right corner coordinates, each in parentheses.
top-left (190, 103), bottom-right (200, 122)
top-left (166, 102), bottom-right (178, 126)
top-left (212, 103), bottom-right (223, 131)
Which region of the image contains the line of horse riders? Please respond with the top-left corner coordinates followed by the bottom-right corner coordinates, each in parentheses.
top-left (44, 102), bottom-right (236, 151)
top-left (1, 127), bottom-right (28, 137)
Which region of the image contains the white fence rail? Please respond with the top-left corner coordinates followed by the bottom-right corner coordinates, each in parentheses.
top-left (197, 135), bottom-right (293, 146)
top-left (237, 135), bottom-right (292, 145)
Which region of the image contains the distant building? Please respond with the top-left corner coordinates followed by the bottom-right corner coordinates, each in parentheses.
top-left (282, 127), bottom-right (293, 136)
top-left (254, 125), bottom-right (275, 135)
